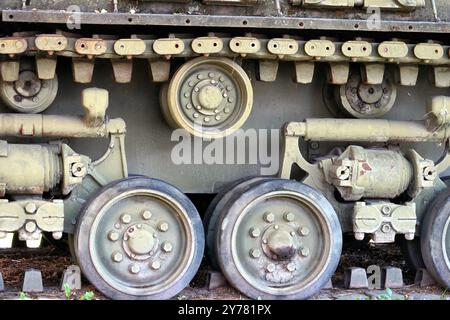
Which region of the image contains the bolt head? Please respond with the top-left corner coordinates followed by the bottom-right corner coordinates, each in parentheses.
top-left (405, 233), bottom-right (415, 241)
top-left (25, 221), bottom-right (36, 233)
top-left (300, 247), bottom-right (310, 257)
top-left (112, 251), bottom-right (123, 262)
top-left (263, 212), bottom-right (275, 223)
top-left (274, 225), bottom-right (279, 230)
top-left (250, 248), bottom-right (261, 259)
top-left (108, 231), bottom-right (120, 242)
top-left (249, 227), bottom-right (260, 238)
top-left (162, 241), bottom-right (173, 253)
top-left (284, 212), bottom-right (295, 222)
top-left (286, 262), bottom-right (296, 272)
top-left (158, 221), bottom-right (169, 232)
top-left (381, 205), bottom-right (391, 215)
top-left (299, 226), bottom-right (310, 236)
top-left (142, 210), bottom-right (152, 220)
top-left (266, 263), bottom-right (276, 273)
top-left (25, 202), bottom-right (37, 214)
top-left (129, 264), bottom-right (140, 274)
top-left (381, 224), bottom-right (391, 233)
top-left (151, 261), bottom-right (161, 270)
top-left (121, 214), bottom-right (131, 224)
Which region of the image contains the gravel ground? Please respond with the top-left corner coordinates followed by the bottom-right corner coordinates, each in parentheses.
top-left (0, 238), bottom-right (448, 300)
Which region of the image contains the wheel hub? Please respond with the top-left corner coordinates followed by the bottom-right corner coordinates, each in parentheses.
top-left (263, 227), bottom-right (296, 260)
top-left (14, 71), bottom-right (42, 98)
top-left (123, 224), bottom-right (157, 258)
top-left (198, 85), bottom-right (223, 110)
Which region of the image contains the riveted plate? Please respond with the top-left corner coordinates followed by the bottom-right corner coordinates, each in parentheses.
top-left (0, 37), bottom-right (27, 55)
top-left (229, 37), bottom-right (260, 54)
top-left (342, 41), bottom-right (372, 58)
top-left (191, 37), bottom-right (223, 54)
top-left (114, 39), bottom-right (146, 56)
top-left (267, 38), bottom-right (298, 55)
top-left (304, 40), bottom-right (335, 57)
top-left (153, 38), bottom-right (185, 55)
top-left (75, 38), bottom-right (107, 56)
top-left (414, 43), bottom-right (444, 60)
top-left (35, 34), bottom-right (67, 52)
top-left (378, 41), bottom-right (408, 59)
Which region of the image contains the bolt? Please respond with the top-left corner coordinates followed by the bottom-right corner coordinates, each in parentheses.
top-left (151, 260), bottom-right (161, 270)
top-left (194, 87), bottom-right (199, 92)
top-left (215, 115), bottom-right (221, 121)
top-left (222, 93), bottom-right (228, 98)
top-left (286, 262), bottom-right (296, 272)
top-left (186, 104), bottom-right (192, 109)
top-left (210, 80), bottom-right (216, 85)
top-left (108, 231), bottom-right (120, 241)
top-left (204, 117), bottom-right (210, 122)
top-left (188, 81), bottom-right (194, 87)
top-left (25, 202), bottom-right (37, 214)
top-left (284, 212), bottom-right (295, 222)
top-left (112, 251), bottom-right (123, 262)
top-left (227, 97), bottom-right (233, 103)
top-left (32, 97), bottom-right (39, 104)
top-left (114, 223), bottom-right (121, 229)
top-left (266, 263), bottom-right (276, 273)
top-left (298, 226), bottom-right (310, 236)
top-left (121, 214), bottom-right (131, 224)
top-left (249, 227), bottom-right (260, 238)
top-left (263, 212), bottom-right (275, 223)
top-left (209, 72), bottom-right (215, 78)
top-left (224, 108), bottom-right (230, 113)
top-left (274, 225), bottom-right (279, 230)
top-left (184, 92), bottom-right (189, 98)
top-left (226, 86), bottom-right (232, 91)
top-left (262, 238), bottom-right (268, 244)
top-left (250, 248), bottom-right (261, 259)
top-left (219, 76), bottom-right (224, 82)
top-left (310, 142), bottom-right (319, 150)
top-left (381, 205), bottom-right (391, 215)
top-left (300, 247), bottom-right (310, 257)
top-left (290, 231), bottom-right (296, 237)
top-left (193, 113), bottom-right (199, 118)
top-left (129, 264), bottom-right (140, 274)
top-left (162, 241), bottom-right (173, 253)
top-left (25, 221), bottom-right (36, 233)
top-left (195, 105), bottom-right (201, 110)
top-left (381, 224), bottom-right (391, 234)
top-left (158, 221), bottom-right (169, 232)
top-left (197, 74), bottom-right (203, 80)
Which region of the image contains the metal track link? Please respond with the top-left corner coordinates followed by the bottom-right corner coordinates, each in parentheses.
top-left (0, 33), bottom-right (449, 86)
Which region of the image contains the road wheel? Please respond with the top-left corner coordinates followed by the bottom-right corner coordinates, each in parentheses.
top-left (74, 177), bottom-right (204, 299)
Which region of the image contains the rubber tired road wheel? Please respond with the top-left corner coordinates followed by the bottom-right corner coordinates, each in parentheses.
top-left (204, 176), bottom-right (274, 270)
top-left (216, 179), bottom-right (342, 300)
top-left (421, 188), bottom-right (450, 288)
top-left (74, 177), bottom-right (204, 300)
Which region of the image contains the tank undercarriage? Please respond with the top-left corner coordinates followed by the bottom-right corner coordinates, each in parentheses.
top-left (0, 0), bottom-right (450, 300)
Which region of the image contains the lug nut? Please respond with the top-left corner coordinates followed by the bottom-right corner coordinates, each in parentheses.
top-left (266, 263), bottom-right (275, 273)
top-left (108, 231), bottom-right (120, 242)
top-left (158, 221), bottom-right (169, 232)
top-left (250, 248), bottom-right (261, 259)
top-left (129, 264), bottom-right (140, 274)
top-left (142, 210), bottom-right (152, 220)
top-left (162, 241), bottom-right (173, 253)
top-left (112, 251), bottom-right (123, 262)
top-left (151, 261), bottom-right (161, 270)
top-left (249, 227), bottom-right (260, 238)
top-left (121, 214), bottom-right (131, 224)
top-left (263, 212), bottom-right (275, 223)
top-left (274, 225), bottom-right (279, 230)
top-left (290, 231), bottom-right (296, 237)
top-left (300, 247), bottom-right (310, 257)
top-left (286, 262), bottom-right (296, 272)
top-left (284, 212), bottom-right (295, 222)
top-left (25, 221), bottom-right (36, 233)
top-left (298, 226), bottom-right (310, 236)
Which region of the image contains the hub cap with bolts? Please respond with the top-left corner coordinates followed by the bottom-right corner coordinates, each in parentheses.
top-left (323, 70), bottom-right (396, 119)
top-left (0, 69), bottom-right (58, 113)
top-left (74, 177), bottom-right (204, 300)
top-left (216, 179), bottom-right (342, 300)
top-left (163, 57), bottom-right (253, 139)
